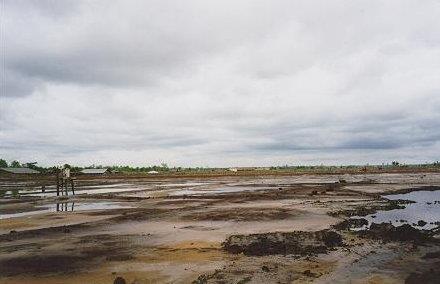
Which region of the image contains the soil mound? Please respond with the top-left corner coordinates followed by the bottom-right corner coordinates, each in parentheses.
top-left (223, 230), bottom-right (343, 256)
top-left (333, 218), bottom-right (368, 230)
top-left (405, 267), bottom-right (440, 284)
top-left (360, 223), bottom-right (432, 243)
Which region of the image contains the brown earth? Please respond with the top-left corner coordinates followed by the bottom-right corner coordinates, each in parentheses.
top-left (0, 172), bottom-right (439, 283)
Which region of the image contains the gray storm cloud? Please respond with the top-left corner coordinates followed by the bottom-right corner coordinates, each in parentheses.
top-left (0, 0), bottom-right (439, 166)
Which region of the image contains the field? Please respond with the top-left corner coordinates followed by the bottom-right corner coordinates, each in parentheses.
top-left (0, 171), bottom-right (439, 283)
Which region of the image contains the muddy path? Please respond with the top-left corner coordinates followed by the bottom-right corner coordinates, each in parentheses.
top-left (0, 173), bottom-right (439, 283)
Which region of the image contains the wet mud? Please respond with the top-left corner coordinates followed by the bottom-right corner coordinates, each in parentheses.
top-left (358, 223), bottom-right (435, 243)
top-left (223, 230), bottom-right (343, 256)
top-left (1, 172), bottom-right (440, 283)
top-left (182, 207), bottom-right (299, 222)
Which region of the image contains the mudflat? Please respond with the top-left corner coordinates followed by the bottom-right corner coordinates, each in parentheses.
top-left (0, 172), bottom-right (439, 283)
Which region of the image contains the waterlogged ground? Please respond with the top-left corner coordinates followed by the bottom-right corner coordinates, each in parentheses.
top-left (352, 190), bottom-right (440, 230)
top-left (0, 172), bottom-right (439, 283)
top-left (0, 201), bottom-right (133, 220)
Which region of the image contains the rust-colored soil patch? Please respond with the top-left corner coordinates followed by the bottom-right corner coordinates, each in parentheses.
top-left (138, 241), bottom-right (227, 263)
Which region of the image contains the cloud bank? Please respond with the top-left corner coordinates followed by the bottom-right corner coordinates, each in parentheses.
top-left (1, 0), bottom-right (440, 166)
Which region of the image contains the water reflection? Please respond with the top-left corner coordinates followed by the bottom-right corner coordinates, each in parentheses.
top-left (0, 201), bottom-right (132, 219)
top-left (0, 184), bottom-right (149, 198)
top-left (352, 190), bottom-right (440, 230)
top-left (56, 202), bottom-right (75, 212)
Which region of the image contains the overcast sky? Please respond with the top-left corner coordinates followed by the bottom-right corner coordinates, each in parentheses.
top-left (1, 0), bottom-right (439, 167)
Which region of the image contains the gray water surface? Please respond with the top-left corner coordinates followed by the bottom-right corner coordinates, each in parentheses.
top-left (0, 201), bottom-right (133, 219)
top-left (355, 190), bottom-right (440, 230)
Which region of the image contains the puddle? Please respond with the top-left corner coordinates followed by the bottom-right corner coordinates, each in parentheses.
top-left (353, 190), bottom-right (440, 230)
top-left (0, 202), bottom-right (133, 219)
top-left (0, 184), bottom-right (151, 198)
top-left (0, 181), bottom-right (222, 200)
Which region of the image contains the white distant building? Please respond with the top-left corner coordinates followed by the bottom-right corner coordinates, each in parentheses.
top-left (147, 170), bottom-right (159, 174)
top-left (0, 168), bottom-right (40, 174)
top-left (228, 168), bottom-right (238, 172)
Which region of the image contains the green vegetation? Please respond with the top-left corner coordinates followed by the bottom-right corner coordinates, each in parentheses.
top-left (0, 159), bottom-right (7, 168)
top-left (10, 160), bottom-right (21, 167)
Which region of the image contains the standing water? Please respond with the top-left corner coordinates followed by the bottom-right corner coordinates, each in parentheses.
top-left (354, 190), bottom-right (440, 230)
top-left (0, 201), bottom-right (133, 220)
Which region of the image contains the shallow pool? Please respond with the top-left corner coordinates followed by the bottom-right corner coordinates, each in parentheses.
top-left (0, 201), bottom-right (133, 219)
top-left (354, 190), bottom-right (440, 230)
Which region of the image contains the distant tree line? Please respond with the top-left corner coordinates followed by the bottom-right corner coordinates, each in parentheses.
top-left (0, 158), bottom-right (174, 173)
top-left (1, 158), bottom-right (440, 173)
top-left (0, 159), bottom-right (29, 168)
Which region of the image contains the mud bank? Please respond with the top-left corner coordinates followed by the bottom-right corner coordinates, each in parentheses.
top-left (223, 230), bottom-right (343, 256)
top-left (358, 223), bottom-right (436, 243)
top-left (1, 172), bottom-right (440, 283)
